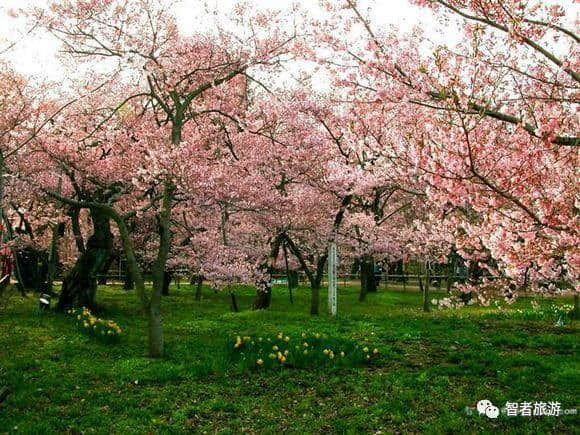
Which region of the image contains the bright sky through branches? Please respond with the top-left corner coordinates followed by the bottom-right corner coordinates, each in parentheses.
top-left (0, 0), bottom-right (454, 82)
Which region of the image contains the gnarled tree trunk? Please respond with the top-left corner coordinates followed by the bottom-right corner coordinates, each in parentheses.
top-left (254, 235), bottom-right (282, 310)
top-left (57, 209), bottom-right (113, 310)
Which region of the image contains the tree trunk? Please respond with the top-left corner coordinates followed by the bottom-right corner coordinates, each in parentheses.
top-left (194, 276), bottom-right (203, 301)
top-left (423, 264), bottom-right (431, 313)
top-left (230, 289), bottom-right (239, 312)
top-left (311, 283), bottom-right (320, 315)
top-left (393, 259), bottom-right (405, 282)
top-left (15, 247), bottom-right (47, 292)
top-left (148, 181), bottom-right (174, 358)
top-left (45, 222), bottom-right (65, 294)
top-left (310, 256), bottom-right (327, 316)
top-left (284, 243), bottom-right (296, 304)
top-left (253, 284), bottom-right (271, 310)
top-left (123, 266), bottom-right (134, 290)
top-left (97, 254), bottom-right (115, 285)
top-left (288, 270), bottom-right (299, 289)
top-left (162, 271), bottom-right (172, 296)
top-left (253, 235), bottom-right (282, 310)
top-left (447, 258), bottom-right (456, 293)
top-left (148, 303), bottom-right (164, 358)
top-left (68, 207), bottom-right (85, 254)
top-left (359, 280), bottom-right (367, 302)
top-left (359, 256), bottom-right (376, 298)
top-left (57, 209), bottom-right (113, 310)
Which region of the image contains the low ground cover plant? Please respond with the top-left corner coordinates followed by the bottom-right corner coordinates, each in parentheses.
top-left (227, 331), bottom-right (380, 371)
top-left (69, 307), bottom-right (123, 343)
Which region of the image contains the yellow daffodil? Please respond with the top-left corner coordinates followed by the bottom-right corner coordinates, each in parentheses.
top-left (373, 348), bottom-right (379, 354)
top-left (269, 353), bottom-right (276, 359)
top-left (363, 347), bottom-right (369, 353)
top-left (284, 350), bottom-right (289, 356)
top-left (323, 349), bottom-right (329, 355)
top-left (340, 351), bottom-right (345, 358)
top-left (301, 332), bottom-right (306, 338)
top-left (303, 342), bottom-right (308, 347)
top-left (315, 333), bottom-right (320, 339)
top-left (284, 336), bottom-right (290, 342)
top-left (280, 356), bottom-right (286, 363)
top-left (272, 345), bottom-right (279, 351)
top-left (303, 349), bottom-right (308, 355)
top-left (277, 333), bottom-right (283, 340)
top-left (256, 359), bottom-right (263, 366)
top-left (329, 351), bottom-right (334, 359)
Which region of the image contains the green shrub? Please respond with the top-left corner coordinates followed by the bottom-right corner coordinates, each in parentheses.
top-left (226, 331), bottom-right (380, 371)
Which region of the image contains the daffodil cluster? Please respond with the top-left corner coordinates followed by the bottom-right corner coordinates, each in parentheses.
top-left (228, 331), bottom-right (381, 371)
top-left (68, 307), bottom-right (122, 343)
top-left (494, 303), bottom-right (574, 321)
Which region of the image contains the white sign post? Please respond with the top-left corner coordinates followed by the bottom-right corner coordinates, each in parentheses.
top-left (328, 242), bottom-right (337, 316)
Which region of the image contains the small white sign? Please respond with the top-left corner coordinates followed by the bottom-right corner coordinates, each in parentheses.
top-left (328, 243), bottom-right (337, 316)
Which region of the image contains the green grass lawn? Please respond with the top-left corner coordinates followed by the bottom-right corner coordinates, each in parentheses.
top-left (0, 283), bottom-right (578, 434)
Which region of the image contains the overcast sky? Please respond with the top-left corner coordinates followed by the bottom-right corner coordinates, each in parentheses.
top-left (1, 0), bottom-right (576, 85)
top-left (0, 0), bottom-right (455, 82)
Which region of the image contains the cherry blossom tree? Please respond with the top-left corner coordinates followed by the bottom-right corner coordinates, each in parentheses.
top-left (320, 0), bottom-right (579, 307)
top-left (40, 0), bottom-right (301, 356)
